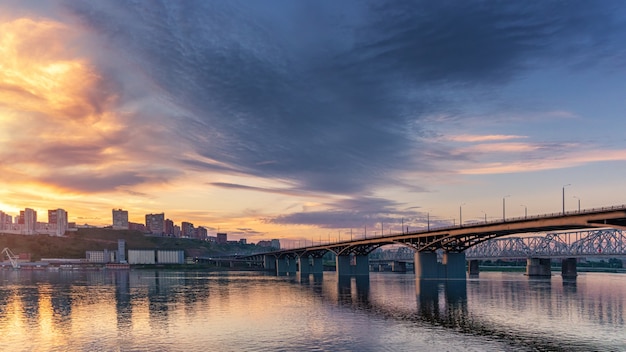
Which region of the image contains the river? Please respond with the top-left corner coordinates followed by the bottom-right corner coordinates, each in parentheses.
top-left (1, 269), bottom-right (624, 351)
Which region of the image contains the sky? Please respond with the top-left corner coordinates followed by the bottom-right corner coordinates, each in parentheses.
top-left (1, 0), bottom-right (626, 245)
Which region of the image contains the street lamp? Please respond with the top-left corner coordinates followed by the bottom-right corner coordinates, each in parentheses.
top-left (481, 210), bottom-right (487, 223)
top-left (573, 196), bottom-right (581, 212)
top-left (503, 195), bottom-right (510, 222)
top-left (459, 203), bottom-right (465, 227)
top-left (520, 204), bottom-right (527, 219)
top-left (562, 184), bottom-right (571, 214)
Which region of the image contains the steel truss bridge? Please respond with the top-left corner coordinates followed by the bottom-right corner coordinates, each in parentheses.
top-left (465, 228), bottom-right (626, 260)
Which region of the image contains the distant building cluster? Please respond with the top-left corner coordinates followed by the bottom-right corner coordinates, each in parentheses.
top-left (0, 208), bottom-right (73, 236)
top-left (110, 209), bottom-right (278, 247)
top-left (111, 209), bottom-right (229, 243)
top-left (0, 205), bottom-right (280, 249)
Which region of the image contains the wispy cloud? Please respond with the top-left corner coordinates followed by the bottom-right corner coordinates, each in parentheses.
top-left (445, 135), bottom-right (527, 143)
top-left (461, 149), bottom-right (626, 175)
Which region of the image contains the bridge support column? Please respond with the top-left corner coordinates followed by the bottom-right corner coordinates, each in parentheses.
top-left (336, 255), bottom-right (351, 276)
top-left (264, 255), bottom-right (276, 271)
top-left (287, 258), bottom-right (297, 275)
top-left (414, 252), bottom-right (439, 279)
top-left (298, 256), bottom-right (311, 276)
top-left (336, 255), bottom-right (369, 276)
top-left (354, 255), bottom-right (369, 276)
top-left (443, 252), bottom-right (466, 279)
top-left (312, 257), bottom-right (323, 275)
top-left (526, 258), bottom-right (551, 277)
top-left (415, 252), bottom-right (466, 279)
top-left (276, 257), bottom-right (288, 275)
top-left (561, 258), bottom-right (577, 279)
top-left (467, 260), bottom-right (479, 277)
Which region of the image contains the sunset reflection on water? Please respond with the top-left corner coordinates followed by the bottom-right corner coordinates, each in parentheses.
top-left (1, 270), bottom-right (625, 351)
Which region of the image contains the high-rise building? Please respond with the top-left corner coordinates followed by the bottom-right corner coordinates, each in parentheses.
top-left (181, 222), bottom-right (194, 238)
top-left (270, 239), bottom-right (281, 249)
top-left (145, 213), bottom-right (165, 235)
top-left (217, 233), bottom-right (228, 244)
top-left (164, 218), bottom-right (174, 236)
top-left (23, 208), bottom-right (37, 235)
top-left (196, 226), bottom-right (208, 240)
top-left (112, 209), bottom-right (129, 230)
top-left (0, 211), bottom-right (9, 231)
top-left (48, 209), bottom-right (68, 236)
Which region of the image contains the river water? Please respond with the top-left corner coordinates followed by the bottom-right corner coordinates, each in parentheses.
top-left (0, 269), bottom-right (624, 351)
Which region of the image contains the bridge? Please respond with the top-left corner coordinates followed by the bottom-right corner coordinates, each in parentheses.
top-left (246, 205), bottom-right (626, 280)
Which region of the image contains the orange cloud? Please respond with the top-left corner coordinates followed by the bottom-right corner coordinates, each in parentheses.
top-left (0, 18), bottom-right (114, 122)
top-left (461, 149), bottom-right (626, 174)
top-left (0, 17), bottom-right (130, 178)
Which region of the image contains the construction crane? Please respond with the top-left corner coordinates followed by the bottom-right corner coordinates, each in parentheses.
top-left (1, 247), bottom-right (20, 269)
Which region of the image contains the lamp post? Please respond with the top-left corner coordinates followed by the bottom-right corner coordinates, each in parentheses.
top-left (481, 210), bottom-right (487, 223)
top-left (503, 195), bottom-right (510, 222)
top-left (562, 184), bottom-right (571, 214)
top-left (520, 204), bottom-right (527, 219)
top-left (573, 196), bottom-right (580, 212)
top-left (459, 203), bottom-right (465, 227)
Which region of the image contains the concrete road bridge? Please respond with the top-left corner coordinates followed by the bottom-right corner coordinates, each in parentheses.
top-left (243, 205), bottom-right (626, 279)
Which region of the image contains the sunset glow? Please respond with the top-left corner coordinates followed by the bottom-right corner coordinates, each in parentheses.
top-left (2, 2), bottom-right (626, 243)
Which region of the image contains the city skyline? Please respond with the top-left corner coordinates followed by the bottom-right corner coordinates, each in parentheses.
top-left (2, 1), bottom-right (626, 244)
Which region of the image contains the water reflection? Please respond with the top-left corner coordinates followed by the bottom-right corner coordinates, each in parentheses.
top-left (1, 270), bottom-right (625, 351)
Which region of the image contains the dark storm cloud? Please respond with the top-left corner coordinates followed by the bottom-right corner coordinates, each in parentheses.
top-left (64, 0), bottom-right (626, 197)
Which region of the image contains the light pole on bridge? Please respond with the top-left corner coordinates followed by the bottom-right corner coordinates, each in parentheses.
top-left (562, 184), bottom-right (571, 215)
top-left (459, 203), bottom-right (465, 227)
top-left (503, 195), bottom-right (510, 222)
top-left (521, 204), bottom-right (527, 219)
top-left (573, 196), bottom-right (581, 212)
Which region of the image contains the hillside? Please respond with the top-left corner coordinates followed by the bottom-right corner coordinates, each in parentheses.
top-left (0, 228), bottom-right (259, 261)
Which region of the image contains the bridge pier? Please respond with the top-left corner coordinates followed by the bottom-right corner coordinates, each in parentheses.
top-left (415, 252), bottom-right (466, 279)
top-left (336, 254), bottom-right (369, 276)
top-left (561, 258), bottom-right (577, 279)
top-left (264, 255), bottom-right (276, 271)
top-left (415, 252), bottom-right (439, 279)
top-left (467, 259), bottom-right (480, 277)
top-left (443, 252), bottom-right (466, 279)
top-left (276, 257), bottom-right (288, 275)
top-left (276, 257), bottom-right (297, 276)
top-left (297, 256), bottom-right (324, 276)
top-left (526, 258), bottom-right (551, 277)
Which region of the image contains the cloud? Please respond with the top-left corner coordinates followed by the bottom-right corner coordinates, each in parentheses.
top-left (461, 149), bottom-right (626, 174)
top-left (445, 135), bottom-right (528, 143)
top-left (58, 0), bottom-right (626, 201)
top-left (210, 182), bottom-right (327, 198)
top-left (2, 1), bottom-right (626, 232)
